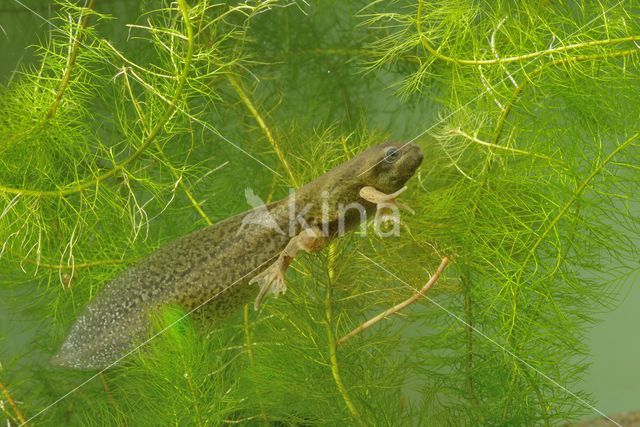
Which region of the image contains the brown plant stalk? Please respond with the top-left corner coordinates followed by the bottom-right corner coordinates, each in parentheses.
top-left (0, 379), bottom-right (27, 425)
top-left (338, 257), bottom-right (450, 346)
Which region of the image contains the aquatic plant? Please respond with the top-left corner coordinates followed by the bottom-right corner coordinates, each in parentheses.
top-left (0, 0), bottom-right (638, 425)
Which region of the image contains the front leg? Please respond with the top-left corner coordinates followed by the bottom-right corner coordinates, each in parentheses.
top-left (250, 226), bottom-right (324, 310)
top-left (359, 186), bottom-right (414, 229)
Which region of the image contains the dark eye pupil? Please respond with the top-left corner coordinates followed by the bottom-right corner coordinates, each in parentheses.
top-left (384, 147), bottom-right (400, 163)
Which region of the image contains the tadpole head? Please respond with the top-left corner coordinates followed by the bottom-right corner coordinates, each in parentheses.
top-left (358, 141), bottom-right (424, 194)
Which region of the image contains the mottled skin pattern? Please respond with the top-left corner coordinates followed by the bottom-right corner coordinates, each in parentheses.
top-left (50, 141), bottom-right (424, 369)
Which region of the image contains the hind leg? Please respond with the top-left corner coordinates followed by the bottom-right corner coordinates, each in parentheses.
top-left (250, 226), bottom-right (324, 310)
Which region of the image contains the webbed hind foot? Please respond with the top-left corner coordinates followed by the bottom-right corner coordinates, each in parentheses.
top-left (250, 226), bottom-right (324, 311)
top-left (250, 261), bottom-right (288, 311)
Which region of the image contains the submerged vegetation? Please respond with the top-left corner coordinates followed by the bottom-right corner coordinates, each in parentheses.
top-left (0, 0), bottom-right (638, 425)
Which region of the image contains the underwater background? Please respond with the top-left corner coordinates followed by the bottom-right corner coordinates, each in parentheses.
top-left (0, 1), bottom-right (639, 425)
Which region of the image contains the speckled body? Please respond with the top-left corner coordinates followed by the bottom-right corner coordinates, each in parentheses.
top-left (51, 142), bottom-right (423, 369)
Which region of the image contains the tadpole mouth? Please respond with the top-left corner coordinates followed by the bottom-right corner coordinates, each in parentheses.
top-left (404, 142), bottom-right (424, 171)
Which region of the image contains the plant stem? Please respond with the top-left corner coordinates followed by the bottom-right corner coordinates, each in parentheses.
top-left (44, 0), bottom-right (94, 121)
top-left (4, 246), bottom-right (126, 270)
top-left (325, 243), bottom-right (362, 422)
top-left (462, 273), bottom-right (480, 409)
top-left (492, 48), bottom-right (639, 145)
top-left (183, 371), bottom-right (203, 427)
top-left (416, 1), bottom-right (640, 66)
top-left (525, 133), bottom-right (639, 267)
top-left (2, 1), bottom-right (95, 151)
top-left (122, 64), bottom-right (212, 226)
top-left (225, 73), bottom-right (299, 188)
top-left (0, 0), bottom-right (196, 198)
top-left (338, 257), bottom-right (450, 345)
top-left (243, 304), bottom-right (254, 363)
top-left (243, 304), bottom-right (269, 422)
top-left (0, 379), bottom-right (27, 425)
top-left (450, 128), bottom-right (566, 167)
top-left (98, 373), bottom-right (125, 425)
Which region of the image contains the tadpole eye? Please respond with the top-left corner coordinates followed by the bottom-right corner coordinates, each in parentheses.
top-left (384, 146), bottom-right (401, 163)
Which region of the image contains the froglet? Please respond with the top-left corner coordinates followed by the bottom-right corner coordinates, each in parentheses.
top-left (51, 141), bottom-right (423, 369)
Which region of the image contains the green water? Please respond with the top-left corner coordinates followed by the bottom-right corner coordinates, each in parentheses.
top-left (584, 281), bottom-right (640, 416)
top-left (1, 1), bottom-right (638, 425)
